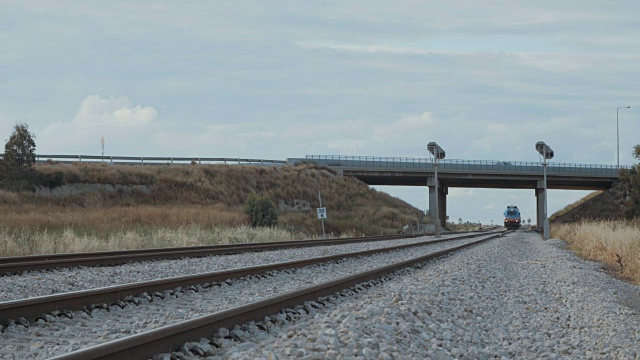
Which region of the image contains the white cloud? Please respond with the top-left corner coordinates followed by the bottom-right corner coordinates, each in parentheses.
top-left (482, 203), bottom-right (496, 211)
top-left (486, 124), bottom-right (508, 133)
top-left (38, 95), bottom-right (158, 154)
top-left (373, 112), bottom-right (439, 142)
top-left (449, 188), bottom-right (476, 198)
top-left (74, 95), bottom-right (156, 127)
top-left (323, 138), bottom-right (368, 153)
top-left (281, 119), bottom-right (367, 140)
top-left (295, 41), bottom-right (453, 56)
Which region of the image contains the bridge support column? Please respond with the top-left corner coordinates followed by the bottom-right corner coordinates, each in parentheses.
top-left (535, 184), bottom-right (545, 230)
top-left (427, 178), bottom-right (448, 228)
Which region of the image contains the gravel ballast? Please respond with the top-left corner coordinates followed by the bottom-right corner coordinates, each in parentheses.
top-left (176, 231), bottom-right (640, 359)
top-left (0, 233), bottom-right (471, 302)
top-left (0, 236), bottom-right (489, 359)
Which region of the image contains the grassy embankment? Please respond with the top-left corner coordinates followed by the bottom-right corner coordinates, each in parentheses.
top-left (0, 163), bottom-right (423, 256)
top-left (548, 191), bottom-right (603, 222)
top-left (552, 221), bottom-right (640, 285)
top-left (550, 188), bottom-right (640, 285)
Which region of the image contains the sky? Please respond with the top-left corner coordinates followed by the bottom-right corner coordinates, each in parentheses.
top-left (1, 1), bottom-right (639, 225)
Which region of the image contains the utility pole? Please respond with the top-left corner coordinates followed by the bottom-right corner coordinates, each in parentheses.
top-left (101, 136), bottom-right (105, 163)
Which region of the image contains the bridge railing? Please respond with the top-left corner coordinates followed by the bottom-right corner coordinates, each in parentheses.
top-left (301, 155), bottom-right (623, 176)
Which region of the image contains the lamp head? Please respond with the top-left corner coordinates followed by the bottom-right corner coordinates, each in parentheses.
top-left (427, 142), bottom-right (446, 159)
top-left (535, 141), bottom-right (554, 160)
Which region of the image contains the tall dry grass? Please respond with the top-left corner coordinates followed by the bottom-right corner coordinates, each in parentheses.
top-left (0, 225), bottom-right (308, 257)
top-left (552, 221), bottom-right (640, 285)
top-left (0, 204), bottom-right (246, 235)
top-left (0, 163), bottom-right (423, 256)
top-left (29, 163), bottom-right (423, 234)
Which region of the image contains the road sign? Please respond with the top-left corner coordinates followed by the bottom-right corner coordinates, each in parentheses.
top-left (317, 207), bottom-right (327, 219)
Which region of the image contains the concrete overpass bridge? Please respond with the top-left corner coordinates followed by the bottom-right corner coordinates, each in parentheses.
top-left (287, 155), bottom-right (621, 228)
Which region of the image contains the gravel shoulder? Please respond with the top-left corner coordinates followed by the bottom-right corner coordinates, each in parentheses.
top-left (0, 237), bottom-right (486, 359)
top-left (200, 231), bottom-right (640, 360)
top-left (0, 234), bottom-right (470, 301)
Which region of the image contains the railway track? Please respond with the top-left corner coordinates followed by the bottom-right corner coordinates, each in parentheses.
top-left (0, 231), bottom-right (493, 275)
top-left (0, 234), bottom-right (411, 274)
top-left (0, 230), bottom-right (508, 359)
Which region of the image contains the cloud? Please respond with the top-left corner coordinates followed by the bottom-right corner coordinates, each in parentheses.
top-left (74, 95), bottom-right (156, 127)
top-left (482, 203), bottom-right (496, 211)
top-left (38, 95), bottom-right (158, 154)
top-left (323, 138), bottom-right (369, 153)
top-left (373, 112), bottom-right (439, 142)
top-left (295, 41), bottom-right (451, 56)
top-left (449, 188), bottom-right (476, 198)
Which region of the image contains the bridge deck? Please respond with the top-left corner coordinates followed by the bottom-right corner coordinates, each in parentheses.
top-left (290, 156), bottom-right (621, 190)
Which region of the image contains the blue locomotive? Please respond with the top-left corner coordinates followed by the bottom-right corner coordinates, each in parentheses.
top-left (503, 205), bottom-right (521, 230)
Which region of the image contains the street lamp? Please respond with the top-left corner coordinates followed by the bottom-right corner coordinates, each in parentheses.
top-left (535, 141), bottom-right (554, 240)
top-left (617, 106), bottom-right (631, 169)
top-left (427, 142), bottom-right (446, 238)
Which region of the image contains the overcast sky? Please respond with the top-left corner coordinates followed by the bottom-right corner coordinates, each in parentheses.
top-left (1, 1), bottom-right (639, 225)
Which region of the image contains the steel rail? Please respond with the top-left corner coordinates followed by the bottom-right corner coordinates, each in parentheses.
top-left (0, 234), bottom-right (408, 264)
top-left (0, 231), bottom-right (489, 274)
top-left (49, 231), bottom-right (508, 360)
top-left (0, 230), bottom-right (505, 325)
top-left (0, 234), bottom-right (413, 274)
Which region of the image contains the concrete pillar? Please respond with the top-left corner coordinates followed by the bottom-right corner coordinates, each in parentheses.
top-left (442, 186), bottom-right (448, 226)
top-left (535, 184), bottom-right (545, 229)
top-left (428, 178), bottom-right (447, 228)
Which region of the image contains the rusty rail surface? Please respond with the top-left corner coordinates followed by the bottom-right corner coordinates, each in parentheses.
top-left (0, 230), bottom-right (492, 274)
top-left (0, 230), bottom-right (505, 326)
top-left (0, 234), bottom-right (412, 274)
top-left (49, 231), bottom-right (509, 360)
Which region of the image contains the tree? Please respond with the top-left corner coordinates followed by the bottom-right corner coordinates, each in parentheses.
top-left (243, 193), bottom-right (278, 227)
top-left (1, 123), bottom-right (36, 190)
top-left (619, 145), bottom-right (640, 219)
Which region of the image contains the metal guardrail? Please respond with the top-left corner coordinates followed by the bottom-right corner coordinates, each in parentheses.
top-left (0, 154), bottom-right (287, 166)
top-left (297, 155), bottom-right (625, 176)
top-left (0, 153), bottom-right (625, 176)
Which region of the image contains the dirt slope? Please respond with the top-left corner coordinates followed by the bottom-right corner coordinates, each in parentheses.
top-left (0, 162), bottom-right (424, 236)
top-left (551, 183), bottom-right (626, 224)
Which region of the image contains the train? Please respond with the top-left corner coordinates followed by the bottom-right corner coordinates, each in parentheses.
top-left (503, 205), bottom-right (521, 230)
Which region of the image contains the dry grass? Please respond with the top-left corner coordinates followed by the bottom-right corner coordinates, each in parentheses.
top-left (31, 163), bottom-right (423, 232)
top-left (446, 223), bottom-right (481, 232)
top-left (0, 163), bottom-right (423, 256)
top-left (0, 225), bottom-right (309, 257)
top-left (549, 190), bottom-right (603, 221)
top-left (552, 221), bottom-right (640, 285)
top-left (0, 204), bottom-right (246, 235)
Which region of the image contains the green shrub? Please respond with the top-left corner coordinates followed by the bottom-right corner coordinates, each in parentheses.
top-left (244, 193), bottom-right (278, 227)
top-left (1, 123), bottom-right (37, 191)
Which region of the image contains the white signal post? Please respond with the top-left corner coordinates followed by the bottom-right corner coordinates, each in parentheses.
top-left (317, 191), bottom-right (326, 239)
